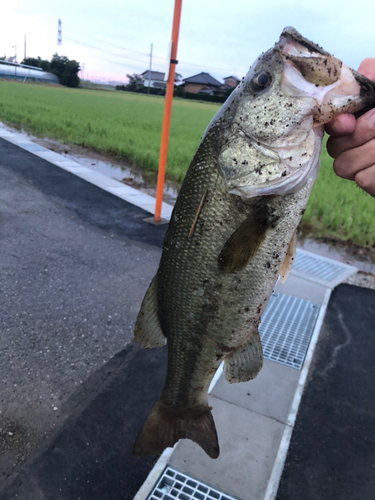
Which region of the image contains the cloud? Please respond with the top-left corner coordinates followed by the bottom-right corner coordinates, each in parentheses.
top-left (1, 0), bottom-right (374, 81)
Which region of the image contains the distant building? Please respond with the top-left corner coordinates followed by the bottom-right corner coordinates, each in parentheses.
top-left (223, 75), bottom-right (240, 88)
top-left (141, 70), bottom-right (166, 89)
top-left (224, 75), bottom-right (241, 88)
top-left (183, 72), bottom-right (222, 94)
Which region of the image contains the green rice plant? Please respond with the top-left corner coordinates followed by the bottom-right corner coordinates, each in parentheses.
top-left (0, 80), bottom-right (374, 248)
top-left (302, 137), bottom-right (375, 247)
top-left (0, 81), bottom-right (217, 182)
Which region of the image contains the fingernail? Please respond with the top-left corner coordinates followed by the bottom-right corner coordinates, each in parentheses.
top-left (331, 120), bottom-right (348, 134)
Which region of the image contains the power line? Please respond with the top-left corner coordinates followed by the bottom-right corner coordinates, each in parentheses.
top-left (64, 33), bottom-right (167, 68)
top-left (64, 36), bottom-right (148, 64)
top-left (63, 29), bottom-right (243, 75)
top-left (63, 36), bottom-right (173, 75)
top-left (78, 51), bottom-right (146, 73)
top-left (64, 28), bottom-right (148, 57)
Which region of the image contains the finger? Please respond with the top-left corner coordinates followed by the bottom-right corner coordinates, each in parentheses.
top-left (327, 108), bottom-right (375, 158)
top-left (354, 164), bottom-right (375, 197)
top-left (333, 138), bottom-right (375, 180)
top-left (358, 58), bottom-right (375, 81)
top-left (325, 113), bottom-right (356, 137)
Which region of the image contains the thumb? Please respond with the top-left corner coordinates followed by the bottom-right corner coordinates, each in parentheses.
top-left (358, 58), bottom-right (375, 81)
top-left (325, 114), bottom-right (356, 137)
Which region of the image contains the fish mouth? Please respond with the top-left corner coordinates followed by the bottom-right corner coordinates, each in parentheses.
top-left (280, 27), bottom-right (329, 58)
top-left (278, 27), bottom-right (375, 125)
top-left (219, 28), bottom-right (375, 200)
top-left (279, 27), bottom-right (342, 88)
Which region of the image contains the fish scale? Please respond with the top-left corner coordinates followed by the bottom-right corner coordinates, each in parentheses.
top-left (158, 132), bottom-right (310, 401)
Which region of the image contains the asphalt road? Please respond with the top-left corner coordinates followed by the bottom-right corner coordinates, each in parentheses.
top-left (0, 138), bottom-right (167, 487)
top-left (277, 284), bottom-right (375, 500)
top-left (2, 137), bottom-right (375, 500)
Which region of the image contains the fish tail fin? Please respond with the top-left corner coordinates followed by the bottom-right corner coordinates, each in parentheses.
top-left (132, 400), bottom-right (220, 459)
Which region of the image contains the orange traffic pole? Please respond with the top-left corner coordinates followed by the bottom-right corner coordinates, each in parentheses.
top-left (154, 0), bottom-right (183, 222)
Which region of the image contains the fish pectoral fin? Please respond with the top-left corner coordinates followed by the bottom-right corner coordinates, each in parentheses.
top-left (133, 401), bottom-right (220, 459)
top-left (279, 230), bottom-right (297, 284)
top-left (224, 328), bottom-right (263, 383)
top-left (218, 201), bottom-right (272, 273)
top-left (134, 275), bottom-right (166, 348)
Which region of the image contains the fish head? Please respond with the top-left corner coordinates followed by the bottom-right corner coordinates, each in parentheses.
top-left (218, 27), bottom-right (375, 198)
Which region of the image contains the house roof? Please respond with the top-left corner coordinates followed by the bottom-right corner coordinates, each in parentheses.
top-left (224, 75), bottom-right (240, 81)
top-left (141, 70), bottom-right (165, 81)
top-left (183, 72), bottom-right (222, 87)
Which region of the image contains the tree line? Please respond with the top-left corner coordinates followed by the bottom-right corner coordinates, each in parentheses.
top-left (0, 54), bottom-right (80, 88)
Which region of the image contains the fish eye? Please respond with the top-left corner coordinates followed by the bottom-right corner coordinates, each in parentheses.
top-left (250, 71), bottom-right (272, 92)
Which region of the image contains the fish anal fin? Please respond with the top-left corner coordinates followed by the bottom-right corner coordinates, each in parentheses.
top-left (134, 275), bottom-right (166, 348)
top-left (224, 329), bottom-right (263, 383)
top-left (279, 230), bottom-right (297, 284)
top-left (133, 401), bottom-right (220, 459)
top-left (218, 201), bottom-right (272, 273)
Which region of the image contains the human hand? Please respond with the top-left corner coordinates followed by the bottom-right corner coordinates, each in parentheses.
top-left (325, 58), bottom-right (375, 197)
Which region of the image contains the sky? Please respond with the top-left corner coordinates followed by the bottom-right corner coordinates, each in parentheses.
top-left (1, 0), bottom-right (375, 84)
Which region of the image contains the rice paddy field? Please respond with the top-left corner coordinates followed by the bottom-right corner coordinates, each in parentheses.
top-left (0, 80), bottom-right (374, 249)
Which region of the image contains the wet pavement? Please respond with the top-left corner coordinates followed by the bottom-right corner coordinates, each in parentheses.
top-left (1, 129), bottom-right (375, 500)
top-left (0, 137), bottom-right (166, 489)
top-left (34, 136), bottom-right (179, 205)
top-left (0, 344), bottom-right (168, 500)
top-left (277, 284), bottom-right (375, 500)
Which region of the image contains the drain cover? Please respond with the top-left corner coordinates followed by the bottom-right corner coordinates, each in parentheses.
top-left (148, 467), bottom-right (238, 500)
top-left (291, 249), bottom-right (356, 287)
top-left (259, 292), bottom-right (320, 370)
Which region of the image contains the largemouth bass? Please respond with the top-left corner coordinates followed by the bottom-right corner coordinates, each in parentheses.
top-left (133, 27), bottom-right (375, 459)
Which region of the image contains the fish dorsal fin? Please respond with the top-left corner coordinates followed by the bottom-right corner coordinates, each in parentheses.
top-left (279, 230), bottom-right (297, 284)
top-left (134, 275), bottom-right (166, 348)
top-left (224, 328), bottom-right (263, 383)
top-left (218, 201), bottom-right (272, 273)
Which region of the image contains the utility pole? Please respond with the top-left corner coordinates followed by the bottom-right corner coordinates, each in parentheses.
top-left (12, 45), bottom-right (17, 63)
top-left (24, 35), bottom-right (26, 60)
top-left (148, 43), bottom-right (153, 94)
top-left (57, 19), bottom-right (62, 54)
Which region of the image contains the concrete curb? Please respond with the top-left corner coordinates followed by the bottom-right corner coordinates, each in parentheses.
top-left (0, 124), bottom-right (174, 221)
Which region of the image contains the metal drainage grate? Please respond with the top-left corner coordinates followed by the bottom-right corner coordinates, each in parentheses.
top-left (259, 292), bottom-right (320, 370)
top-left (291, 249), bottom-right (356, 287)
top-left (148, 467), bottom-right (238, 500)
